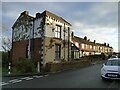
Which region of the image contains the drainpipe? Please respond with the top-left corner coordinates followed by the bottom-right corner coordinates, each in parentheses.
top-left (68, 27), bottom-right (70, 61)
top-left (28, 23), bottom-right (32, 60)
top-left (63, 23), bottom-right (65, 60)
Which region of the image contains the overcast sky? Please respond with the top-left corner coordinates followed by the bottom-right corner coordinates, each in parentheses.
top-left (1, 1), bottom-right (119, 52)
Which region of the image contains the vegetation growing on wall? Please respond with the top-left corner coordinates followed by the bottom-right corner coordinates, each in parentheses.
top-left (12, 58), bottom-right (36, 74)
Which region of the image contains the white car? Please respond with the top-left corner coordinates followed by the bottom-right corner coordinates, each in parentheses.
top-left (101, 58), bottom-right (120, 80)
top-left (109, 55), bottom-right (118, 59)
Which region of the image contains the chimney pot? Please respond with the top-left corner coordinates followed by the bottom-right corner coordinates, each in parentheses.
top-left (21, 11), bottom-right (29, 15)
top-left (36, 13), bottom-right (41, 18)
top-left (84, 36), bottom-right (87, 40)
top-left (104, 42), bottom-right (106, 46)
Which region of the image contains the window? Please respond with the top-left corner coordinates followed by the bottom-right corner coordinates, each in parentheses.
top-left (105, 60), bottom-right (120, 66)
top-left (90, 45), bottom-right (92, 49)
top-left (86, 44), bottom-right (88, 49)
top-left (75, 42), bottom-right (79, 48)
top-left (81, 43), bottom-right (84, 49)
top-left (93, 46), bottom-right (96, 50)
top-left (55, 44), bottom-right (61, 60)
top-left (55, 25), bottom-right (61, 38)
top-left (74, 51), bottom-right (80, 59)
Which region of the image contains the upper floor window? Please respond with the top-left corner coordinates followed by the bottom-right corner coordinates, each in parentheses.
top-left (81, 43), bottom-right (84, 49)
top-left (90, 45), bottom-right (92, 49)
top-left (75, 42), bottom-right (79, 48)
top-left (55, 25), bottom-right (61, 38)
top-left (86, 44), bottom-right (88, 49)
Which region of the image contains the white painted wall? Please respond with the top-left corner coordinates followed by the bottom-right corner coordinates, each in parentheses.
top-left (45, 17), bottom-right (71, 40)
top-left (34, 18), bottom-right (44, 38)
top-left (13, 21), bottom-right (33, 42)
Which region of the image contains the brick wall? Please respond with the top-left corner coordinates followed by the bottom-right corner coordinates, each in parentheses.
top-left (11, 38), bottom-right (43, 63)
top-left (32, 38), bottom-right (42, 62)
top-left (12, 40), bottom-right (28, 60)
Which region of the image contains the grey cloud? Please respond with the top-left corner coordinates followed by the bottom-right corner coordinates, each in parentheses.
top-left (1, 2), bottom-right (118, 51)
top-left (2, 0), bottom-right (120, 2)
top-left (69, 2), bottom-right (118, 28)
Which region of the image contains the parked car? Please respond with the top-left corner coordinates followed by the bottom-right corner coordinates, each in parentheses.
top-left (101, 58), bottom-right (120, 80)
top-left (109, 55), bottom-right (118, 59)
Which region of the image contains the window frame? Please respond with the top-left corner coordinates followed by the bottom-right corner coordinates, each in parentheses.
top-left (55, 44), bottom-right (61, 60)
top-left (55, 24), bottom-right (61, 38)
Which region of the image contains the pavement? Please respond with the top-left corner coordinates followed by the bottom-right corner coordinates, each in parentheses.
top-left (2, 60), bottom-right (107, 77)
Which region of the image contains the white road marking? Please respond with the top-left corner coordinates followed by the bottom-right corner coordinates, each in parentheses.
top-left (33, 75), bottom-right (43, 78)
top-left (9, 79), bottom-right (19, 82)
top-left (21, 77), bottom-right (30, 80)
top-left (21, 77), bottom-right (33, 80)
top-left (9, 79), bottom-right (22, 84)
top-left (44, 74), bottom-right (49, 77)
top-left (12, 80), bottom-right (22, 83)
top-left (25, 78), bottom-right (33, 80)
top-left (0, 82), bottom-right (9, 86)
top-left (1, 74), bottom-right (49, 86)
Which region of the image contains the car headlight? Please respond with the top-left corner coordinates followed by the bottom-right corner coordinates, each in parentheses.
top-left (102, 68), bottom-right (107, 72)
top-left (101, 68), bottom-right (107, 72)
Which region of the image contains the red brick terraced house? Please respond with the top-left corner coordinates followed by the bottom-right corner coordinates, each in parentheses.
top-left (71, 32), bottom-right (113, 60)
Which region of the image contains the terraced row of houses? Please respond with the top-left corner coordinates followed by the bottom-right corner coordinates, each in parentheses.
top-left (71, 33), bottom-right (113, 60)
top-left (11, 10), bottom-right (113, 67)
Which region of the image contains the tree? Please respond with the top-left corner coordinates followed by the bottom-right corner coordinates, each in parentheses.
top-left (2, 37), bottom-right (11, 52)
top-left (2, 37), bottom-right (12, 68)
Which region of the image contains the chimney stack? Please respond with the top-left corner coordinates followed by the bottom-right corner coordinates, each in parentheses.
top-left (94, 40), bottom-right (96, 44)
top-left (84, 36), bottom-right (87, 40)
top-left (21, 11), bottom-right (29, 16)
top-left (36, 13), bottom-right (41, 18)
top-left (104, 42), bottom-right (106, 46)
top-left (71, 32), bottom-right (74, 38)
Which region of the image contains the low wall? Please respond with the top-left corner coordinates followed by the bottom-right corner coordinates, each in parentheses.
top-left (45, 60), bottom-right (91, 72)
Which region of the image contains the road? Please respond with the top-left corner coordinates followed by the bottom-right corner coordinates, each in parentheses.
top-left (1, 62), bottom-right (120, 88)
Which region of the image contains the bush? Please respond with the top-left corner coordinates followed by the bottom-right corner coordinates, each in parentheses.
top-left (12, 58), bottom-right (36, 74)
top-left (2, 52), bottom-right (9, 68)
top-left (118, 54), bottom-right (120, 58)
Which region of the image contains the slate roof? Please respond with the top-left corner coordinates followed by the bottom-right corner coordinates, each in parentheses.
top-left (74, 36), bottom-right (113, 48)
top-left (41, 10), bottom-right (72, 26)
top-left (12, 10), bottom-right (71, 28)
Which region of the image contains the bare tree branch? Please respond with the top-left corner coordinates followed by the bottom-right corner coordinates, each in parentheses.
top-left (2, 37), bottom-right (11, 52)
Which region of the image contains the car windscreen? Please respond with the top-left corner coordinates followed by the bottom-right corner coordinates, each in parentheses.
top-left (105, 60), bottom-right (120, 66)
top-left (110, 56), bottom-right (117, 58)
